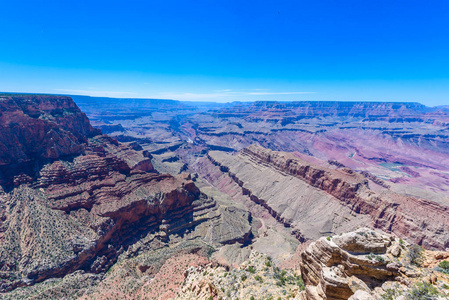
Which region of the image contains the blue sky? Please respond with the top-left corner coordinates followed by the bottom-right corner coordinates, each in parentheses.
top-left (1, 0), bottom-right (448, 105)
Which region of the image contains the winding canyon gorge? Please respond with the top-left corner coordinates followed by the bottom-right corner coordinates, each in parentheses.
top-left (1, 94), bottom-right (449, 299)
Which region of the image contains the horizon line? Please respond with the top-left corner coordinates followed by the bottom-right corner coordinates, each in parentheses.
top-left (0, 91), bottom-right (441, 107)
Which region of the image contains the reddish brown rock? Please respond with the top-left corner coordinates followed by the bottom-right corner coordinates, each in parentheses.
top-left (0, 95), bottom-right (99, 164)
top-left (0, 95), bottom-right (252, 294)
top-left (208, 144), bottom-right (449, 250)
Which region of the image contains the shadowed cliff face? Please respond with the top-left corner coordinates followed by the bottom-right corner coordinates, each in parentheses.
top-left (0, 95), bottom-right (100, 164)
top-left (0, 95), bottom-right (253, 293)
top-left (0, 95), bottom-right (102, 188)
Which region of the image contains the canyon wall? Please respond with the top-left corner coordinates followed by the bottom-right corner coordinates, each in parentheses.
top-left (0, 95), bottom-right (252, 293)
top-left (206, 145), bottom-right (449, 250)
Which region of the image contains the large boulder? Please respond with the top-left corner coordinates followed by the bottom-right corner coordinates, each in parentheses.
top-left (299, 228), bottom-right (401, 300)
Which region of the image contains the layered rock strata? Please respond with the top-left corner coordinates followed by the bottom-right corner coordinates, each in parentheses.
top-left (299, 227), bottom-right (449, 300)
top-left (0, 95), bottom-right (252, 293)
top-left (207, 145), bottom-right (449, 249)
top-left (0, 95), bottom-right (100, 188)
top-left (299, 228), bottom-right (400, 299)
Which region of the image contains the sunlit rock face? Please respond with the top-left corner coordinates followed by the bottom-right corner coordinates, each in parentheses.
top-left (204, 144), bottom-right (449, 250)
top-left (0, 95), bottom-right (252, 294)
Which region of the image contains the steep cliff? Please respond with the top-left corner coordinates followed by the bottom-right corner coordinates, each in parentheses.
top-left (206, 145), bottom-right (449, 250)
top-left (0, 95), bottom-right (252, 294)
top-left (0, 95), bottom-right (101, 188)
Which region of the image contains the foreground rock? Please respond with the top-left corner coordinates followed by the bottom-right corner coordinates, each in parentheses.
top-left (177, 251), bottom-right (305, 300)
top-left (299, 227), bottom-right (449, 300)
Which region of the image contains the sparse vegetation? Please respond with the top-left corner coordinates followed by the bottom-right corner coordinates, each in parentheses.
top-left (405, 281), bottom-right (439, 300)
top-left (381, 287), bottom-right (402, 300)
top-left (206, 246), bottom-right (216, 257)
top-left (265, 257), bottom-right (272, 268)
top-left (375, 255), bottom-right (386, 263)
top-left (293, 274), bottom-right (305, 291)
top-left (247, 265), bottom-right (256, 274)
top-left (438, 260), bottom-right (449, 274)
top-left (407, 245), bottom-right (424, 266)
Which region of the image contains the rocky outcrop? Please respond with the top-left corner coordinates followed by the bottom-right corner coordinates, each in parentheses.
top-left (299, 228), bottom-right (449, 300)
top-left (177, 251), bottom-right (304, 300)
top-left (299, 228), bottom-right (400, 300)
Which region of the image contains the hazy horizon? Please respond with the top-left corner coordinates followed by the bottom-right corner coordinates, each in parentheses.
top-left (4, 91), bottom-right (448, 108)
top-left (1, 1), bottom-right (448, 105)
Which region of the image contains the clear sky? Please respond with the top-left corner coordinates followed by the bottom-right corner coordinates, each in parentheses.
top-left (1, 0), bottom-right (448, 105)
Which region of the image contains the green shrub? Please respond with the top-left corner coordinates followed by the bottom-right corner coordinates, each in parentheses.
top-left (247, 265), bottom-right (256, 274)
top-left (375, 255), bottom-right (385, 263)
top-left (407, 245), bottom-right (424, 266)
top-left (405, 282), bottom-right (439, 300)
top-left (438, 260), bottom-right (449, 271)
top-left (265, 257), bottom-right (272, 267)
top-left (254, 275), bottom-right (263, 283)
top-left (294, 274), bottom-right (305, 291)
top-left (241, 274), bottom-right (247, 281)
top-left (381, 288), bottom-right (402, 300)
top-left (273, 267), bottom-right (288, 286)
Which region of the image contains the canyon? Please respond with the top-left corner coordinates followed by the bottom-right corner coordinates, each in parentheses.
top-left (1, 94), bottom-right (449, 299)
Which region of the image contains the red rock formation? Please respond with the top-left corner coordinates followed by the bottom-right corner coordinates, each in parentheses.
top-left (0, 95), bottom-right (220, 292)
top-left (211, 145), bottom-right (449, 250)
top-left (0, 95), bottom-right (99, 165)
